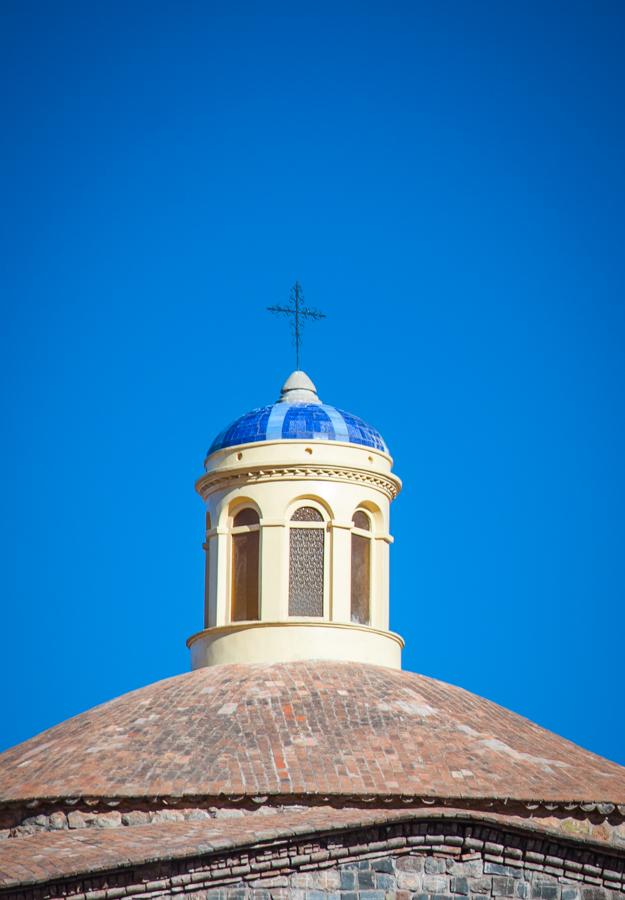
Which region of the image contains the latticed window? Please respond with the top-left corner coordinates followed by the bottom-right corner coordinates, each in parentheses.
top-left (231, 508), bottom-right (260, 622)
top-left (289, 506), bottom-right (325, 617)
top-left (351, 509), bottom-right (371, 625)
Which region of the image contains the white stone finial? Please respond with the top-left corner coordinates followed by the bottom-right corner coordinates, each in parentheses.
top-left (277, 370), bottom-right (322, 405)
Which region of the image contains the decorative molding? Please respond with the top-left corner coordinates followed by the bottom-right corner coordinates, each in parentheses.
top-left (196, 464), bottom-right (401, 501)
top-left (186, 619), bottom-right (406, 650)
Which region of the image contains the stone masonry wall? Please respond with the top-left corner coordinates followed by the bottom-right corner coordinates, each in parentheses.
top-left (216, 852), bottom-right (622, 900)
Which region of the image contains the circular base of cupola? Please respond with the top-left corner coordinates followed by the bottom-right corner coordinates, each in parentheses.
top-left (187, 620), bottom-right (404, 670)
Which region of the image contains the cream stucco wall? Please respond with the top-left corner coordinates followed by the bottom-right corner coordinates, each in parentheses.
top-left (188, 621), bottom-right (404, 669)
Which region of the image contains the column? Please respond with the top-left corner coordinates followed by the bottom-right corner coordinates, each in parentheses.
top-left (203, 533), bottom-right (220, 628)
top-left (259, 519), bottom-right (288, 620)
top-left (372, 535), bottom-right (392, 630)
top-left (213, 527), bottom-right (229, 626)
top-left (329, 521), bottom-right (353, 623)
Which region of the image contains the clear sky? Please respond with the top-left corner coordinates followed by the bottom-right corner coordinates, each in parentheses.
top-left (2, 1), bottom-right (624, 766)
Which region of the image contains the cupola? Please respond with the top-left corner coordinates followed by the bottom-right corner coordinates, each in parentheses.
top-left (186, 371), bottom-right (403, 669)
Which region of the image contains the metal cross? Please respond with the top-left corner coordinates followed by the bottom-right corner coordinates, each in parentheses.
top-left (267, 282), bottom-right (326, 370)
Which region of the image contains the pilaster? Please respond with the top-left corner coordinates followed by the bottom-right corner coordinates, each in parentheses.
top-left (329, 521), bottom-right (353, 623)
top-left (259, 519), bottom-right (287, 620)
top-left (213, 527), bottom-right (229, 626)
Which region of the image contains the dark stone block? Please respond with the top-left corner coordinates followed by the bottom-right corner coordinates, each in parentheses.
top-left (486, 863), bottom-right (520, 878)
top-left (358, 870), bottom-right (376, 889)
top-left (426, 858), bottom-right (447, 875)
top-left (372, 857), bottom-right (394, 874)
top-left (340, 870), bottom-right (356, 890)
top-left (582, 891), bottom-right (606, 900)
top-left (451, 877), bottom-right (469, 895)
top-left (532, 883), bottom-right (559, 900)
top-left (493, 877), bottom-right (517, 896)
top-left (397, 856), bottom-right (425, 873)
top-left (374, 873), bottom-right (395, 890)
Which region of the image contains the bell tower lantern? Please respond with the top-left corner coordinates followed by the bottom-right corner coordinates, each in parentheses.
top-left (186, 371), bottom-right (404, 669)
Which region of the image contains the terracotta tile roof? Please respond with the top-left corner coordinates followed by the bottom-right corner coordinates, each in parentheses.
top-left (1, 661), bottom-right (624, 805)
top-left (0, 808), bottom-right (399, 888)
top-left (1, 807), bottom-right (624, 892)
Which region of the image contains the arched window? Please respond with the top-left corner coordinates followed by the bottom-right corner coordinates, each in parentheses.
top-left (231, 508), bottom-right (260, 622)
top-left (351, 510), bottom-right (371, 625)
top-left (289, 506), bottom-right (325, 617)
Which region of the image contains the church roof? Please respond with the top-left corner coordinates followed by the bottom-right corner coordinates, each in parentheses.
top-left (1, 660), bottom-right (624, 806)
top-left (1, 806), bottom-right (605, 892)
top-left (0, 808), bottom-right (414, 890)
top-left (208, 371), bottom-right (388, 455)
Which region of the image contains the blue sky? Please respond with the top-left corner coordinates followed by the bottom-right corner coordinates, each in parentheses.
top-left (2, 1), bottom-right (624, 765)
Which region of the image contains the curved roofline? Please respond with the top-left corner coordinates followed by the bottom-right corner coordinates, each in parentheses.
top-left (1, 660), bottom-right (624, 808)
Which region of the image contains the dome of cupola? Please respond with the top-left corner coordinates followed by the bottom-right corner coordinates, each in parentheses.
top-left (207, 370), bottom-right (388, 456)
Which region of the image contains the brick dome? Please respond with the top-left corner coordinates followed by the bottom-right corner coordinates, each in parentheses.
top-left (1, 660), bottom-right (624, 807)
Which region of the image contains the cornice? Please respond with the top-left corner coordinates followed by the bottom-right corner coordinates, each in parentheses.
top-left (185, 619), bottom-right (406, 650)
top-left (196, 462), bottom-right (402, 501)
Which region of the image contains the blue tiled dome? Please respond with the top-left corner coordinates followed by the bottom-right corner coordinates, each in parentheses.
top-left (208, 372), bottom-right (388, 456)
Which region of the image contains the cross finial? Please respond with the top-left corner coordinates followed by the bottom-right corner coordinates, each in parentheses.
top-left (267, 282), bottom-right (326, 370)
